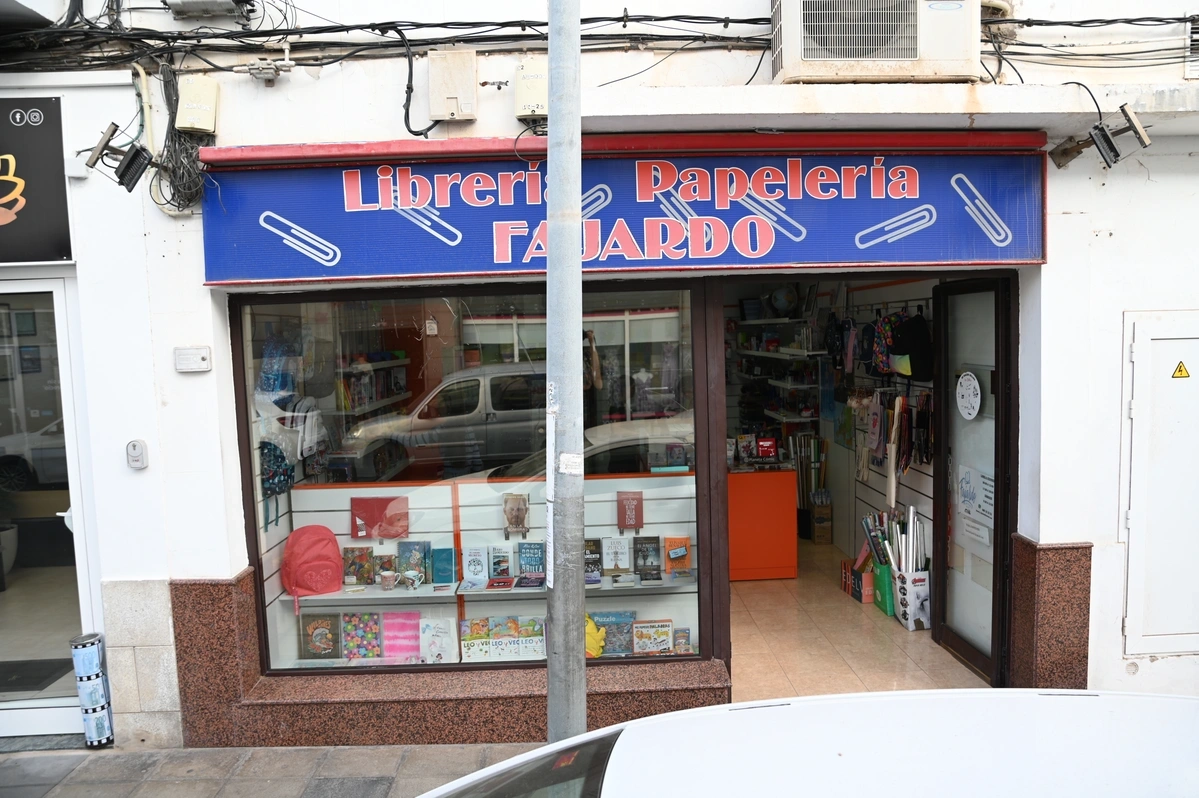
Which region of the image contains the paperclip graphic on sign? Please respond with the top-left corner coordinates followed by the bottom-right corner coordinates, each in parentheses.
top-left (392, 187), bottom-right (464, 246)
top-left (951, 174), bottom-right (1013, 247)
top-left (657, 189), bottom-right (713, 244)
top-left (259, 211), bottom-right (341, 266)
top-left (581, 184), bottom-right (612, 219)
top-left (734, 195), bottom-right (807, 242)
top-left (854, 204), bottom-right (937, 249)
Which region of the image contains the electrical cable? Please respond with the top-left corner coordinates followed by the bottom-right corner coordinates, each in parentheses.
top-left (1063, 81), bottom-right (1104, 123)
top-left (979, 58), bottom-right (997, 84)
top-left (512, 123), bottom-right (545, 165)
top-left (982, 15), bottom-right (1199, 28)
top-left (596, 40), bottom-right (698, 88)
top-left (151, 61), bottom-right (213, 210)
top-left (988, 31), bottom-right (1023, 83)
top-left (745, 47), bottom-right (767, 85)
top-left (396, 28), bottom-right (439, 139)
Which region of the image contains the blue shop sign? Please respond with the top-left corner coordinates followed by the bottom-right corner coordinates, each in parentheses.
top-left (202, 153), bottom-right (1043, 283)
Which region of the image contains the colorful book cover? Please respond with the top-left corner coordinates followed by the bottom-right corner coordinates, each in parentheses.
top-left (632, 620), bottom-right (674, 655)
top-left (489, 616), bottom-right (522, 661)
top-left (517, 541), bottom-right (545, 575)
top-left (341, 612), bottom-right (381, 659)
top-left (737, 433), bottom-right (756, 462)
top-left (518, 616), bottom-right (546, 659)
top-left (633, 536), bottom-right (663, 585)
top-left (584, 539), bottom-right (602, 587)
top-left (432, 548), bottom-right (457, 584)
top-left (590, 610), bottom-right (636, 657)
top-left (419, 617), bottom-right (460, 664)
top-left (382, 610), bottom-right (421, 663)
top-left (486, 576), bottom-right (515, 591)
top-left (374, 554), bottom-right (397, 577)
top-left (462, 546), bottom-right (488, 581)
top-left (489, 544), bottom-right (512, 578)
top-left (666, 443), bottom-right (686, 467)
top-left (514, 573), bottom-right (546, 589)
top-left (502, 493), bottom-right (530, 538)
top-left (298, 613), bottom-right (342, 659)
top-left (460, 618), bottom-right (492, 662)
top-left (342, 546), bottom-right (374, 585)
top-left (397, 540), bottom-right (427, 581)
top-left (673, 627), bottom-right (694, 655)
top-left (616, 491), bottom-right (644, 531)
top-left (663, 536), bottom-right (693, 575)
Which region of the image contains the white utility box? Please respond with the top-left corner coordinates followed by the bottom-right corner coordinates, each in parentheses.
top-left (514, 54), bottom-right (549, 119)
top-left (176, 74), bottom-right (220, 134)
top-left (428, 50), bottom-right (478, 121)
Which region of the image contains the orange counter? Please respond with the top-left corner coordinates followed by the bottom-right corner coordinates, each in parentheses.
top-left (728, 469), bottom-right (798, 581)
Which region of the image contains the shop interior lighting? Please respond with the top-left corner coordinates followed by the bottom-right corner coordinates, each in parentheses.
top-left (84, 122), bottom-right (158, 192)
top-left (1050, 103), bottom-right (1152, 169)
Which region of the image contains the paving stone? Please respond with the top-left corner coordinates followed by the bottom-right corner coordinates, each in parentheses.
top-left (150, 749), bottom-right (246, 780)
top-left (315, 748), bottom-right (403, 779)
top-left (0, 786), bottom-right (53, 798)
top-left (130, 780), bottom-right (222, 798)
top-left (0, 736), bottom-right (87, 754)
top-left (217, 779), bottom-right (308, 798)
top-left (301, 778), bottom-right (393, 798)
top-left (233, 748), bottom-right (326, 780)
top-left (46, 784), bottom-right (138, 798)
top-left (63, 753), bottom-right (163, 783)
top-left (482, 744), bottom-right (542, 768)
top-left (395, 746), bottom-right (484, 779)
top-left (0, 754), bottom-right (88, 786)
top-left (389, 776), bottom-right (457, 798)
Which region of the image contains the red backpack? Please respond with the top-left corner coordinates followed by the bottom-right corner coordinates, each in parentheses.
top-left (281, 525), bottom-right (342, 614)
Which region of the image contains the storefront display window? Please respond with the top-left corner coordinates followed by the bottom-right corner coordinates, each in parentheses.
top-left (240, 290), bottom-right (699, 670)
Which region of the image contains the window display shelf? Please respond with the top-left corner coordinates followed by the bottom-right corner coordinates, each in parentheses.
top-left (764, 409), bottom-right (818, 423)
top-left (737, 349), bottom-right (791, 361)
top-left (344, 392), bottom-right (412, 416)
top-left (298, 582), bottom-right (460, 606)
top-left (777, 347), bottom-right (828, 358)
top-left (767, 380), bottom-right (817, 391)
top-left (338, 358), bottom-right (410, 374)
top-left (737, 317), bottom-right (801, 326)
top-left (463, 575), bottom-right (699, 601)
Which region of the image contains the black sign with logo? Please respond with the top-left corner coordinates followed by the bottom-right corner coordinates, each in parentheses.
top-left (0, 97), bottom-right (71, 262)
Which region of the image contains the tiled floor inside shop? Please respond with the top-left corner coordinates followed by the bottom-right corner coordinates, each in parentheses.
top-left (730, 540), bottom-right (988, 702)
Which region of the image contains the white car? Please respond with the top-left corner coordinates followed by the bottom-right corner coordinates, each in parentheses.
top-left (420, 690), bottom-right (1199, 797)
top-left (0, 418), bottom-right (67, 491)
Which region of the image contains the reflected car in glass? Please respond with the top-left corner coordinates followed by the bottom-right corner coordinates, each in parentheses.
top-left (0, 418), bottom-right (68, 491)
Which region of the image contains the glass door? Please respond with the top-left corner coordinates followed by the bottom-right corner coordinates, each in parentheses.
top-left (932, 278), bottom-right (1014, 685)
top-left (0, 279), bottom-right (94, 735)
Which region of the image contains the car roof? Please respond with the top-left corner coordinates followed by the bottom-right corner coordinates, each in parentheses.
top-left (418, 690), bottom-right (1199, 798)
top-left (444, 362), bottom-right (543, 379)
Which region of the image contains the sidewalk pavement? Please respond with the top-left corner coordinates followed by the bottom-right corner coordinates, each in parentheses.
top-left (0, 743), bottom-right (541, 798)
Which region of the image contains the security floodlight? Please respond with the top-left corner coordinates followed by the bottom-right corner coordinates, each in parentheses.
top-left (84, 122), bottom-right (157, 191)
top-left (1051, 103), bottom-right (1152, 169)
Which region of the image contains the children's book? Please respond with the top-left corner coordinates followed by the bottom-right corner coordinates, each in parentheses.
top-left (432, 548), bottom-right (457, 584)
top-left (382, 610), bottom-right (421, 663)
top-left (462, 546), bottom-right (488, 582)
top-left (633, 537), bottom-right (663, 586)
top-left (518, 616), bottom-right (546, 659)
top-left (298, 613), bottom-right (342, 659)
top-left (489, 544), bottom-right (512, 578)
top-left (342, 547), bottom-right (374, 585)
top-left (632, 620), bottom-right (674, 655)
top-left (489, 616), bottom-right (522, 661)
top-left (419, 617), bottom-right (459, 664)
top-left (590, 610), bottom-right (636, 657)
top-left (517, 541), bottom-right (546, 575)
top-left (602, 537), bottom-right (634, 588)
top-left (584, 539), bottom-right (602, 588)
top-left (663, 536), bottom-right (694, 581)
top-left (460, 618), bottom-right (492, 662)
top-left (341, 612), bottom-right (382, 659)
top-left (673, 627), bottom-right (693, 655)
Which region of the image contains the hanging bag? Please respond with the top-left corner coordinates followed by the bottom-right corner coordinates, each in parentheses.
top-left (281, 524), bottom-right (342, 614)
top-left (260, 440), bottom-right (294, 528)
top-left (889, 308), bottom-right (934, 382)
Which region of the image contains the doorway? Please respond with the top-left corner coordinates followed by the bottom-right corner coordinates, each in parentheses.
top-left (0, 280), bottom-right (94, 736)
top-left (721, 274), bottom-right (1017, 699)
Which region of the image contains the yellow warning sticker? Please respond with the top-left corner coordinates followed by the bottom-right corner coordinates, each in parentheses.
top-left (1173, 361), bottom-right (1190, 379)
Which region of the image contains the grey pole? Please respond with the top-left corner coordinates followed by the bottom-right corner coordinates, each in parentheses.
top-left (545, 0), bottom-right (586, 743)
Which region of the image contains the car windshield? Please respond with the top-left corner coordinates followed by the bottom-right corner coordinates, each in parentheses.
top-left (493, 435), bottom-right (596, 481)
top-left (435, 730), bottom-right (621, 798)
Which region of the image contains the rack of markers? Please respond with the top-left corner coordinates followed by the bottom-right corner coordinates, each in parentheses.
top-left (860, 506), bottom-right (931, 631)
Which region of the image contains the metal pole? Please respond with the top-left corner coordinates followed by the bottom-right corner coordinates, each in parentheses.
top-left (545, 0), bottom-right (586, 743)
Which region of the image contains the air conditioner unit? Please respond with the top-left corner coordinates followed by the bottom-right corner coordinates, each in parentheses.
top-left (771, 0), bottom-right (981, 84)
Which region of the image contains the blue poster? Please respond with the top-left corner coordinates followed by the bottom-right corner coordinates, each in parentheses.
top-left (202, 153), bottom-right (1043, 284)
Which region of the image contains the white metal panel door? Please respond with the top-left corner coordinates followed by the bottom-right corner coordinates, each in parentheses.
top-left (1126, 312), bottom-right (1199, 655)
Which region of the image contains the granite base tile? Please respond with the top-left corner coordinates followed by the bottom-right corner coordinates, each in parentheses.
top-left (173, 571), bottom-right (730, 748)
top-left (217, 780), bottom-right (308, 798)
top-left (1011, 535), bottom-right (1092, 689)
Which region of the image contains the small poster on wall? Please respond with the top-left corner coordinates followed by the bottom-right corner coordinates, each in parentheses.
top-left (957, 465), bottom-right (995, 527)
top-left (616, 491), bottom-right (643, 532)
